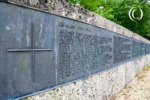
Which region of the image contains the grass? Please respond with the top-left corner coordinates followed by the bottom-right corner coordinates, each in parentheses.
top-left (137, 64), bottom-right (150, 81)
top-left (21, 98), bottom-right (28, 100)
top-left (144, 65), bottom-right (150, 71)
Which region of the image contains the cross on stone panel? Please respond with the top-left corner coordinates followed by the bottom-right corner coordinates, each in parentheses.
top-left (7, 48), bottom-right (52, 82)
top-left (0, 8), bottom-right (56, 99)
top-left (1, 2), bottom-right (150, 100)
top-left (7, 23), bottom-right (52, 82)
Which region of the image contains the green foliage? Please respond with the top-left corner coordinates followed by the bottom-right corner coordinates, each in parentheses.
top-left (66, 0), bottom-right (150, 40)
top-left (112, 0), bottom-right (150, 40)
top-left (21, 98), bottom-right (28, 100)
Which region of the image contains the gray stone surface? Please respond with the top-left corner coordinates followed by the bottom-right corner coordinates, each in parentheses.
top-left (5, 0), bottom-right (150, 44)
top-left (0, 2), bottom-right (56, 99)
top-left (0, 1), bottom-right (150, 100)
top-left (26, 55), bottom-right (150, 100)
top-left (29, 0), bottom-right (38, 5)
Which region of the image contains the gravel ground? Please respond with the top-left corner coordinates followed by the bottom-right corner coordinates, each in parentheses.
top-left (114, 65), bottom-right (150, 100)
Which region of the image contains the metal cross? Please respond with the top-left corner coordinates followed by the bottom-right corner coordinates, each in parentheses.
top-left (7, 23), bottom-right (52, 82)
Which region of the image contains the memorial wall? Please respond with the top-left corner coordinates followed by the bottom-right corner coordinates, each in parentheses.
top-left (0, 1), bottom-right (150, 100)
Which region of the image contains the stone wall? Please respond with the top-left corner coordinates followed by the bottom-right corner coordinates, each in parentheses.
top-left (1, 0), bottom-right (150, 100)
top-left (26, 57), bottom-right (150, 100)
top-left (5, 0), bottom-right (150, 43)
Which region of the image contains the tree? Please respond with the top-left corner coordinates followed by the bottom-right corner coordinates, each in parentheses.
top-left (66, 0), bottom-right (150, 40)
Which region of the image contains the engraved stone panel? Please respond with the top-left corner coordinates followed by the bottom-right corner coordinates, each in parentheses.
top-left (148, 44), bottom-right (149, 54)
top-left (132, 39), bottom-right (141, 58)
top-left (148, 45), bottom-right (150, 54)
top-left (145, 44), bottom-right (148, 55)
top-left (140, 42), bottom-right (145, 56)
top-left (94, 28), bottom-right (113, 71)
top-left (0, 2), bottom-right (55, 99)
top-left (0, 2), bottom-right (150, 100)
top-left (57, 17), bottom-right (113, 84)
top-left (113, 34), bottom-right (132, 64)
top-left (57, 18), bottom-right (89, 84)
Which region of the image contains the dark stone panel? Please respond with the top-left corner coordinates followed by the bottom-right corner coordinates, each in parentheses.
top-left (0, 0), bottom-right (8, 2)
top-left (113, 34), bottom-right (132, 64)
top-left (34, 51), bottom-right (55, 90)
top-left (57, 18), bottom-right (87, 84)
top-left (0, 32), bottom-right (2, 52)
top-left (7, 52), bottom-right (33, 98)
top-left (0, 3), bottom-right (21, 100)
top-left (0, 2), bottom-right (56, 99)
top-left (0, 52), bottom-right (5, 100)
top-left (1, 2), bottom-right (55, 50)
top-left (57, 17), bottom-right (113, 84)
top-left (94, 28), bottom-right (113, 71)
top-left (132, 39), bottom-right (141, 58)
top-left (145, 44), bottom-right (148, 55)
top-left (0, 28), bottom-right (2, 96)
top-left (147, 44), bottom-right (149, 54)
top-left (33, 12), bottom-right (54, 49)
top-left (148, 44), bottom-right (150, 54)
top-left (3, 9), bottom-right (32, 50)
top-left (149, 45), bottom-right (150, 53)
top-left (140, 42), bottom-right (145, 56)
top-left (1, 2), bottom-right (150, 100)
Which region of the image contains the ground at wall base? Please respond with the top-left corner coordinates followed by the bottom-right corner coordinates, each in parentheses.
top-left (114, 65), bottom-right (150, 100)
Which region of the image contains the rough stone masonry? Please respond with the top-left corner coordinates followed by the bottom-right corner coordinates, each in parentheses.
top-left (0, 0), bottom-right (150, 100)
